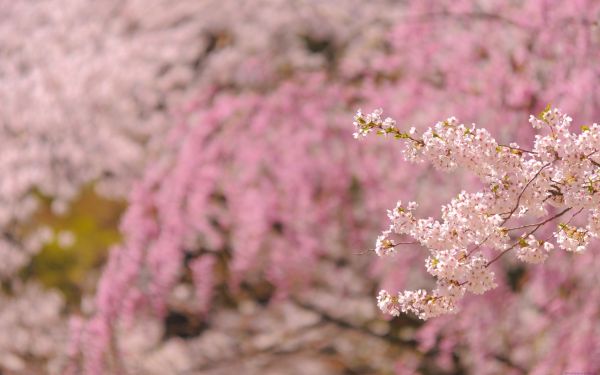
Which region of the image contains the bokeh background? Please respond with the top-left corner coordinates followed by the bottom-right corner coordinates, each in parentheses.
top-left (1, 0), bottom-right (599, 374)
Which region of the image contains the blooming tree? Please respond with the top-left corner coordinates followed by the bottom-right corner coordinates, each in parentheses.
top-left (0, 0), bottom-right (402, 279)
top-left (71, 1), bottom-right (600, 374)
top-left (0, 1), bottom-right (403, 372)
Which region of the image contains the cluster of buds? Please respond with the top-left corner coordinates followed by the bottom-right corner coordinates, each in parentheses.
top-left (354, 107), bottom-right (600, 319)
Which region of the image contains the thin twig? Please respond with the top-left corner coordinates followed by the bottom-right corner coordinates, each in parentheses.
top-left (500, 162), bottom-right (552, 225)
top-left (498, 144), bottom-right (538, 154)
top-left (486, 207), bottom-right (571, 267)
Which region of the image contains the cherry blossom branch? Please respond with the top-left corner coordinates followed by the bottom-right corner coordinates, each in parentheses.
top-left (354, 107), bottom-right (600, 320)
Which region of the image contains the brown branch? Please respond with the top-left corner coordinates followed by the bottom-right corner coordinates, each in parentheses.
top-left (500, 162), bottom-right (552, 225)
top-left (355, 240), bottom-right (419, 255)
top-left (498, 144), bottom-right (538, 154)
top-left (486, 207), bottom-right (571, 267)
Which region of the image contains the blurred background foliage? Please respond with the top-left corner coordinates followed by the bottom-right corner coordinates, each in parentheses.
top-left (24, 187), bottom-right (124, 306)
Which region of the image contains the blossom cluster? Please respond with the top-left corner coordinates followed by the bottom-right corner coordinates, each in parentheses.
top-left (356, 107), bottom-right (600, 319)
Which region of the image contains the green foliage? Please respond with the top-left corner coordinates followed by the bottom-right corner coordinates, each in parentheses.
top-left (23, 186), bottom-right (124, 305)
